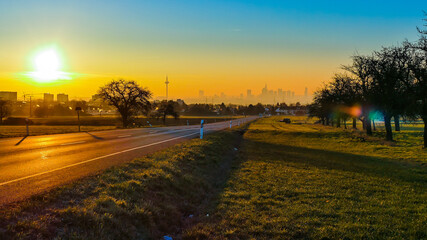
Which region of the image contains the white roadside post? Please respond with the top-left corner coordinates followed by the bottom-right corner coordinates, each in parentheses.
top-left (229, 120), bottom-right (232, 128)
top-left (147, 121), bottom-right (152, 127)
top-left (187, 120), bottom-right (189, 126)
top-left (200, 119), bottom-right (204, 139)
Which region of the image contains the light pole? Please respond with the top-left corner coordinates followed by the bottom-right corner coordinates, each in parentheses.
top-left (75, 107), bottom-right (82, 132)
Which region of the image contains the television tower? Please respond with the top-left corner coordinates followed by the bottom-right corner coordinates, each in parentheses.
top-left (165, 75), bottom-right (169, 100)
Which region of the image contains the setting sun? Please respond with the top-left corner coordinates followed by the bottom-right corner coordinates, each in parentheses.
top-left (28, 48), bottom-right (71, 83)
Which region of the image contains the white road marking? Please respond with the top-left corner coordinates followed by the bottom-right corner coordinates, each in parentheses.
top-left (60, 141), bottom-right (86, 146)
top-left (0, 132), bottom-right (199, 187)
top-left (117, 135), bottom-right (132, 138)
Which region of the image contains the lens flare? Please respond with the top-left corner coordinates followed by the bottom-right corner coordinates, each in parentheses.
top-left (27, 47), bottom-right (72, 83)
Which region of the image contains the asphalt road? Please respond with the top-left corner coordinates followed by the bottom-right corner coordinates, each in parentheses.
top-left (0, 116), bottom-right (258, 206)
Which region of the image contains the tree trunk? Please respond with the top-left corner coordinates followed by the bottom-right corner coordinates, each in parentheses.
top-left (352, 118), bottom-right (357, 129)
top-left (326, 117), bottom-right (330, 126)
top-left (394, 115), bottom-right (400, 131)
top-left (384, 115), bottom-right (393, 141)
top-left (365, 115), bottom-right (372, 136)
top-left (122, 115), bottom-right (128, 128)
top-left (372, 120), bottom-right (376, 131)
top-left (336, 116), bottom-right (341, 128)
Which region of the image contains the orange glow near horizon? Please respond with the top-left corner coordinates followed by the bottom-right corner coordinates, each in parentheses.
top-left (0, 1), bottom-right (421, 102)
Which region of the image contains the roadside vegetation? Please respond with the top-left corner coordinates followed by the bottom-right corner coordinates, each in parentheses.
top-left (0, 125), bottom-right (116, 138)
top-left (0, 125), bottom-right (246, 239)
top-left (1, 116), bottom-right (425, 239)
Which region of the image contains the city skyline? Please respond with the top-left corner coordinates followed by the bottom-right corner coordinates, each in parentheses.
top-left (0, 82), bottom-right (312, 105)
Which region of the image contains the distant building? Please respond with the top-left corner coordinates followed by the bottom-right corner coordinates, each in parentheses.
top-left (304, 87), bottom-right (308, 97)
top-left (44, 93), bottom-right (54, 103)
top-left (0, 91), bottom-right (17, 101)
top-left (247, 89), bottom-right (252, 97)
top-left (57, 93), bottom-right (69, 103)
top-left (262, 84), bottom-right (268, 95)
top-left (199, 90), bottom-right (204, 98)
top-left (221, 92), bottom-right (226, 98)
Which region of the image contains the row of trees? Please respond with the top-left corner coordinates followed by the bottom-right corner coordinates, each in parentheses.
top-left (309, 14), bottom-right (427, 147)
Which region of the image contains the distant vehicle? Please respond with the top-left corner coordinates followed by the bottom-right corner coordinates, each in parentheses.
top-left (280, 118), bottom-right (291, 124)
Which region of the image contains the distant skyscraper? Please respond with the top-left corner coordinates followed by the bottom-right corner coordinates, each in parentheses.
top-left (247, 89), bottom-right (252, 97)
top-left (57, 93), bottom-right (69, 103)
top-left (199, 90), bottom-right (204, 98)
top-left (44, 93), bottom-right (54, 103)
top-left (262, 84), bottom-right (268, 95)
top-left (292, 91), bottom-right (295, 97)
top-left (287, 90), bottom-right (291, 97)
top-left (0, 91), bottom-right (17, 101)
top-left (221, 92), bottom-right (226, 98)
top-left (304, 87), bottom-right (308, 97)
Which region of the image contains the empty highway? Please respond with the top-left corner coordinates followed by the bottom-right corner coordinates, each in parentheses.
top-left (0, 117), bottom-right (257, 206)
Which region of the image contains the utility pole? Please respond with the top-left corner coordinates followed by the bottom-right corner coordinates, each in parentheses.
top-left (75, 107), bottom-right (82, 132)
top-left (29, 96), bottom-right (32, 117)
top-left (165, 75), bottom-right (169, 101)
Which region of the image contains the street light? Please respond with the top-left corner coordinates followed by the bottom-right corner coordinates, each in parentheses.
top-left (75, 106), bottom-right (82, 132)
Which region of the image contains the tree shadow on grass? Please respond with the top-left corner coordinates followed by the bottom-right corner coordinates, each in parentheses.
top-left (244, 138), bottom-right (427, 185)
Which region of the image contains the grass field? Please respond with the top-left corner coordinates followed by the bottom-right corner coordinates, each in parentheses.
top-left (0, 125), bottom-right (117, 138)
top-left (0, 117), bottom-right (425, 239)
top-left (185, 117), bottom-right (427, 239)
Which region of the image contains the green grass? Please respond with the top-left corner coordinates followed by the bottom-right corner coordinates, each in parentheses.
top-left (0, 125), bottom-right (117, 138)
top-left (184, 116), bottom-right (427, 239)
top-left (1, 117), bottom-right (425, 239)
top-left (0, 127), bottom-right (245, 239)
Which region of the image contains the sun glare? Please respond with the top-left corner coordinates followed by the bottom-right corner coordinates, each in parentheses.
top-left (28, 48), bottom-right (72, 83)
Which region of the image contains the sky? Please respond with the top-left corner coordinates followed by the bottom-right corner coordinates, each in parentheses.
top-left (0, 0), bottom-right (425, 100)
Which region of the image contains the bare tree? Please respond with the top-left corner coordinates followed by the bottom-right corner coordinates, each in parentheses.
top-left (152, 100), bottom-right (179, 125)
top-left (98, 79), bottom-right (152, 128)
top-left (0, 100), bottom-right (11, 124)
top-left (343, 55), bottom-right (375, 135)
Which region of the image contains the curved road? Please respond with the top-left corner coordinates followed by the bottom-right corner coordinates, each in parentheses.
top-left (0, 117), bottom-right (257, 206)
